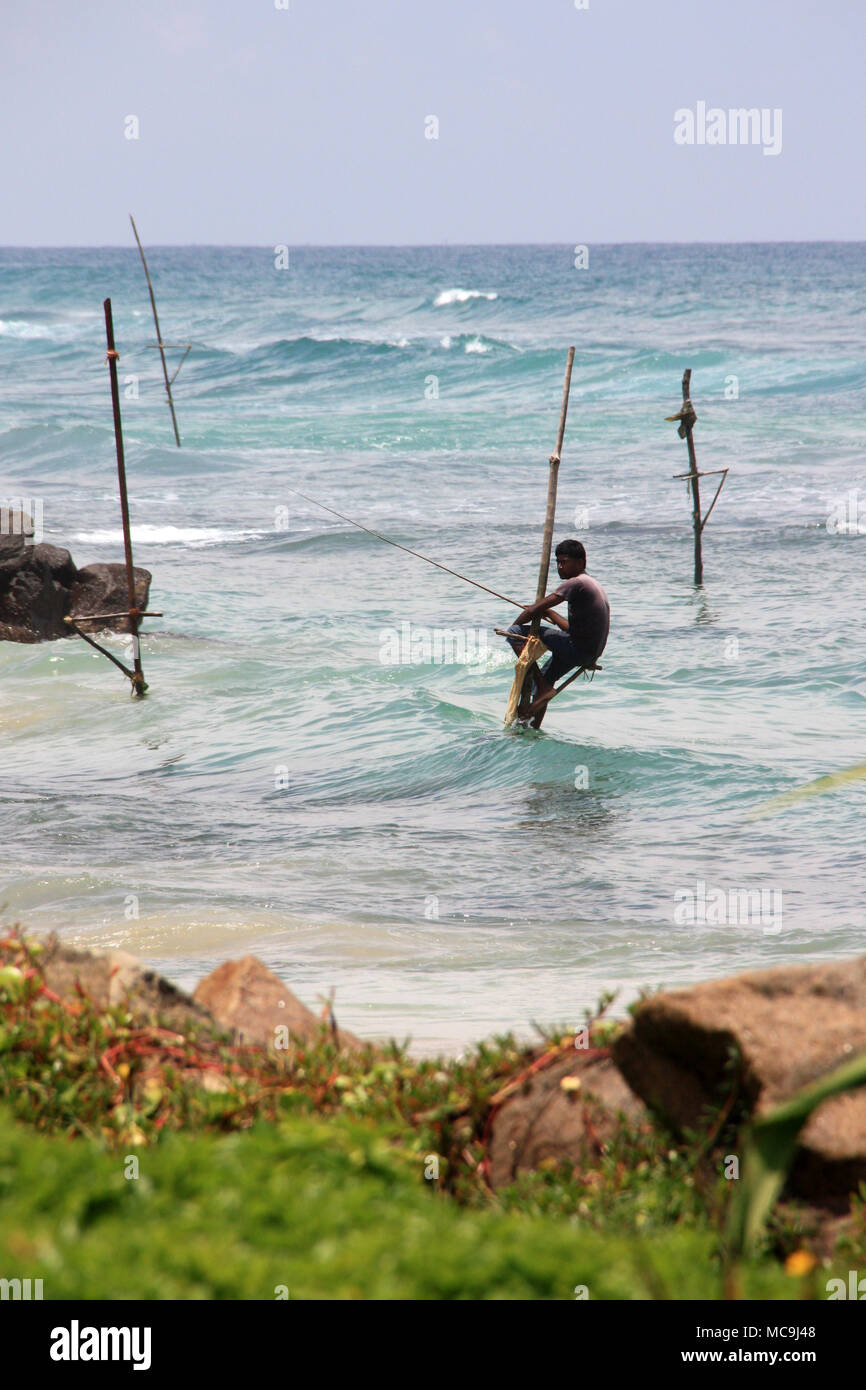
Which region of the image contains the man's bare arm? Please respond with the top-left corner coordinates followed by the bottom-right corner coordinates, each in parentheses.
top-left (513, 593), bottom-right (564, 627)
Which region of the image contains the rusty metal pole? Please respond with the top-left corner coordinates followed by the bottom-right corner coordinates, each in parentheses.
top-left (103, 297), bottom-right (147, 696)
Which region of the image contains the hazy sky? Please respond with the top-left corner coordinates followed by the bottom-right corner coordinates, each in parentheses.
top-left (2, 0), bottom-right (865, 245)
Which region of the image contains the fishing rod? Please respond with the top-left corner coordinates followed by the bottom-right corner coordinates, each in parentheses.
top-left (281, 485), bottom-right (524, 609)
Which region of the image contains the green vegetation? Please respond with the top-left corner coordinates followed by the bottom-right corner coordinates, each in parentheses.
top-left (729, 1052), bottom-right (866, 1255)
top-left (0, 930), bottom-right (859, 1299)
top-left (0, 1105), bottom-right (800, 1301)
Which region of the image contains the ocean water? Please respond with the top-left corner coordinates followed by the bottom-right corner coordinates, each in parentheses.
top-left (1, 243), bottom-right (864, 1053)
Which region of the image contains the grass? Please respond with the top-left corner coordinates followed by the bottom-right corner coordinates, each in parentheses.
top-left (0, 1104), bottom-right (802, 1300)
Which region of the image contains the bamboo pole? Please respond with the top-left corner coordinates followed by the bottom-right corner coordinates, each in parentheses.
top-left (103, 297), bottom-right (148, 697)
top-left (531, 346), bottom-right (576, 632)
top-left (508, 346), bottom-right (576, 722)
top-left (129, 214), bottom-right (182, 447)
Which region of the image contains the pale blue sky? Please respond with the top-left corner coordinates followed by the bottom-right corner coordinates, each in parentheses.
top-left (2, 0), bottom-right (864, 244)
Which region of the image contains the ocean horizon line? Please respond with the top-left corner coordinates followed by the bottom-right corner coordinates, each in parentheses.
top-left (2, 238), bottom-right (865, 252)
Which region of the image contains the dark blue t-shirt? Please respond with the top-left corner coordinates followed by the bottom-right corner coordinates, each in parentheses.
top-left (550, 574), bottom-right (610, 661)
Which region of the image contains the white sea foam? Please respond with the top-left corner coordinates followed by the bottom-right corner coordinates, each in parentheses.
top-left (464, 336), bottom-right (490, 354)
top-left (433, 288), bottom-right (498, 307)
top-left (440, 335), bottom-right (452, 348)
top-left (74, 525), bottom-right (239, 547)
top-left (0, 318), bottom-right (56, 340)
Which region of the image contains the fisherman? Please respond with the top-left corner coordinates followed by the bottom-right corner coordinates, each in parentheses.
top-left (506, 538), bottom-right (609, 728)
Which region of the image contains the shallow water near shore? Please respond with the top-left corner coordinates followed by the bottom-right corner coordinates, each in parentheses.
top-left (1, 243), bottom-right (864, 1052)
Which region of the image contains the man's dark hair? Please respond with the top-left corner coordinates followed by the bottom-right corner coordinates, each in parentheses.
top-left (555, 538), bottom-right (586, 564)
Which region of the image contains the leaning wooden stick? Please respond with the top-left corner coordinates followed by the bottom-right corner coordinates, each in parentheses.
top-left (504, 346), bottom-right (576, 726)
top-left (64, 617), bottom-right (141, 683)
top-left (130, 214), bottom-right (184, 447)
top-left (103, 297), bottom-right (148, 697)
top-left (68, 610), bottom-right (163, 623)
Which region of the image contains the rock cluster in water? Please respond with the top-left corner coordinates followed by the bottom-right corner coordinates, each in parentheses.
top-left (0, 507), bottom-right (150, 642)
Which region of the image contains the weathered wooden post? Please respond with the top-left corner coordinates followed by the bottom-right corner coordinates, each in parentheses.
top-left (683, 370), bottom-right (702, 584)
top-left (667, 368), bottom-right (729, 585)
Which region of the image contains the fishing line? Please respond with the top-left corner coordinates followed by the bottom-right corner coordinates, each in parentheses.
top-left (282, 485), bottom-right (523, 608)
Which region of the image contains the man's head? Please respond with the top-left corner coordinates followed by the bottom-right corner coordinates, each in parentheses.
top-left (554, 538), bottom-right (587, 579)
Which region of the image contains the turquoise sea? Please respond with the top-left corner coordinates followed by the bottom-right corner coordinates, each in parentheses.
top-left (1, 243), bottom-right (864, 1051)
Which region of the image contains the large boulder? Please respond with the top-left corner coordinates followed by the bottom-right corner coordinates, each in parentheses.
top-left (32, 543), bottom-right (77, 586)
top-left (0, 506), bottom-right (35, 579)
top-left (612, 956), bottom-right (866, 1200)
top-left (0, 537), bottom-right (77, 641)
top-left (1, 504), bottom-right (153, 643)
top-left (68, 562), bottom-right (151, 634)
top-left (41, 943), bottom-right (368, 1055)
top-left (39, 936), bottom-right (211, 1034)
top-left (193, 955), bottom-right (365, 1054)
top-left (487, 1050), bottom-right (647, 1189)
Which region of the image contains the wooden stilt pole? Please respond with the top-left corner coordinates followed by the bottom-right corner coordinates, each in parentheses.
top-left (682, 370), bottom-right (702, 585)
top-left (103, 297), bottom-right (147, 697)
top-left (667, 369), bottom-right (729, 586)
top-left (129, 214), bottom-right (183, 447)
top-left (506, 346), bottom-right (576, 724)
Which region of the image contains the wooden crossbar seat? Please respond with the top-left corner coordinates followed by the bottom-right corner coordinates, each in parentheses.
top-left (526, 661), bottom-right (602, 717)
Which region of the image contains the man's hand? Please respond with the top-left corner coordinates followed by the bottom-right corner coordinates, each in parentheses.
top-left (513, 593), bottom-right (564, 627)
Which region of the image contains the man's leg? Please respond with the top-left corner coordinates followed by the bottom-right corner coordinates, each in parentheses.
top-left (505, 622), bottom-right (531, 658)
top-left (535, 627), bottom-right (582, 687)
top-left (506, 623), bottom-right (574, 678)
top-left (528, 628), bottom-right (585, 728)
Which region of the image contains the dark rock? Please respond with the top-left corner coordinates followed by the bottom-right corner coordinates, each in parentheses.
top-left (193, 955), bottom-right (366, 1054)
top-left (0, 561), bottom-right (71, 641)
top-left (31, 543), bottom-right (77, 586)
top-left (487, 1050), bottom-right (647, 1189)
top-left (0, 507), bottom-right (35, 579)
top-left (611, 956), bottom-right (866, 1201)
top-left (68, 562), bottom-right (151, 633)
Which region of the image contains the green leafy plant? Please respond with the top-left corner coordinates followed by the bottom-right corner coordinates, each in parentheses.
top-left (728, 1052), bottom-right (866, 1255)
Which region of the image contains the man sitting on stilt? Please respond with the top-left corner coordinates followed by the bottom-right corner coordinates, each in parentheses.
top-left (506, 539), bottom-right (609, 729)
